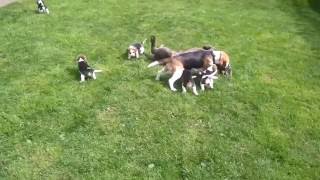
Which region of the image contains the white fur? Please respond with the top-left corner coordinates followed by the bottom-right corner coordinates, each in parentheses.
top-left (182, 85), bottom-right (187, 93)
top-left (155, 67), bottom-right (165, 80)
top-left (192, 86), bottom-right (199, 96)
top-left (168, 69), bottom-right (183, 91)
top-left (80, 74), bottom-right (85, 82)
top-left (212, 51), bottom-right (221, 64)
top-left (147, 61), bottom-right (160, 68)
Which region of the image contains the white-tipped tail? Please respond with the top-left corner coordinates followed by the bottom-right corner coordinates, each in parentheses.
top-left (94, 70), bottom-right (102, 73)
top-left (147, 61), bottom-right (160, 68)
top-left (142, 38), bottom-right (147, 45)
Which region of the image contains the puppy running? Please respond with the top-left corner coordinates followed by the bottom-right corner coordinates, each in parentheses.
top-left (128, 39), bottom-right (147, 59)
top-left (36, 0), bottom-right (49, 14)
top-left (77, 55), bottom-right (102, 82)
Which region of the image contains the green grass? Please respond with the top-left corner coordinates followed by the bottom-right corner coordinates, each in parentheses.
top-left (0, 0), bottom-right (319, 179)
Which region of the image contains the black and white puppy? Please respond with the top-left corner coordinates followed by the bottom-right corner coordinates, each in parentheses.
top-left (181, 69), bottom-right (199, 96)
top-left (181, 65), bottom-right (218, 96)
top-left (128, 39), bottom-right (147, 59)
top-left (199, 64), bottom-right (218, 91)
top-left (77, 55), bottom-right (102, 82)
top-left (36, 0), bottom-right (49, 14)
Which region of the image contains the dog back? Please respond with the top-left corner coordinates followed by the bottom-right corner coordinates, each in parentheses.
top-left (177, 50), bottom-right (213, 69)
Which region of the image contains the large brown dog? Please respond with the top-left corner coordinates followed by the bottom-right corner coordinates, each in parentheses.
top-left (148, 47), bottom-right (232, 91)
top-left (148, 49), bottom-right (215, 91)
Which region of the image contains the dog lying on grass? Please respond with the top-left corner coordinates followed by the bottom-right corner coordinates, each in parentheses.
top-left (77, 55), bottom-right (102, 82)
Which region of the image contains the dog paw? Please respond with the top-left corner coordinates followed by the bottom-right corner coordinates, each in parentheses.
top-left (171, 88), bottom-right (177, 92)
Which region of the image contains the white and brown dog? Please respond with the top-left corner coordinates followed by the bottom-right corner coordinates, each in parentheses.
top-left (36, 0), bottom-right (49, 14)
top-left (148, 49), bottom-right (215, 91)
top-left (202, 46), bottom-right (232, 77)
top-left (128, 39), bottom-right (147, 59)
top-left (77, 55), bottom-right (102, 82)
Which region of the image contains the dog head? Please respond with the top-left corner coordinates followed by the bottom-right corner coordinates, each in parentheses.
top-left (128, 46), bottom-right (138, 58)
top-left (76, 54), bottom-right (87, 63)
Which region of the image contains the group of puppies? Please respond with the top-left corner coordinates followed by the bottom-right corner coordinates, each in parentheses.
top-left (127, 36), bottom-right (232, 95)
top-left (34, 1), bottom-right (231, 95)
top-left (76, 36), bottom-right (232, 95)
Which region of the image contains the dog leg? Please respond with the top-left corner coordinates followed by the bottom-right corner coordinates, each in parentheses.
top-left (80, 74), bottom-right (85, 82)
top-left (168, 69), bottom-right (183, 92)
top-left (209, 80), bottom-right (214, 89)
top-left (182, 85), bottom-right (187, 93)
top-left (92, 72), bottom-right (97, 80)
top-left (200, 83), bottom-right (205, 91)
top-left (155, 67), bottom-right (165, 81)
top-left (192, 85), bottom-right (199, 96)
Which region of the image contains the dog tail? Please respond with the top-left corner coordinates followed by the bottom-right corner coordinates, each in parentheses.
top-left (147, 57), bottom-right (171, 68)
top-left (142, 38), bottom-right (147, 45)
top-left (147, 61), bottom-right (160, 68)
top-left (151, 35), bottom-right (156, 54)
top-left (94, 70), bottom-right (102, 73)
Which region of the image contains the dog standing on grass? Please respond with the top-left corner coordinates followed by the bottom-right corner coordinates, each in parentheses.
top-left (148, 49), bottom-right (215, 91)
top-left (77, 55), bottom-right (102, 82)
top-left (128, 39), bottom-right (147, 59)
top-left (199, 64), bottom-right (219, 90)
top-left (36, 0), bottom-right (49, 14)
top-left (181, 64), bottom-right (218, 95)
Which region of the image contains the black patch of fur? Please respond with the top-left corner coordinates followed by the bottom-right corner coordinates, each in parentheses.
top-left (150, 35), bottom-right (173, 61)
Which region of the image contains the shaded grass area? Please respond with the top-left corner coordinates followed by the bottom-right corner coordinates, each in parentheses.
top-left (0, 0), bottom-right (319, 179)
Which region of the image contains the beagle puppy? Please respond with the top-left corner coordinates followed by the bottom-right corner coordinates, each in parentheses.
top-left (77, 55), bottom-right (102, 82)
top-left (128, 39), bottom-right (147, 59)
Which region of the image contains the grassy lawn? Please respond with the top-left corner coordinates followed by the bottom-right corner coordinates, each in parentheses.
top-left (0, 0), bottom-right (319, 179)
